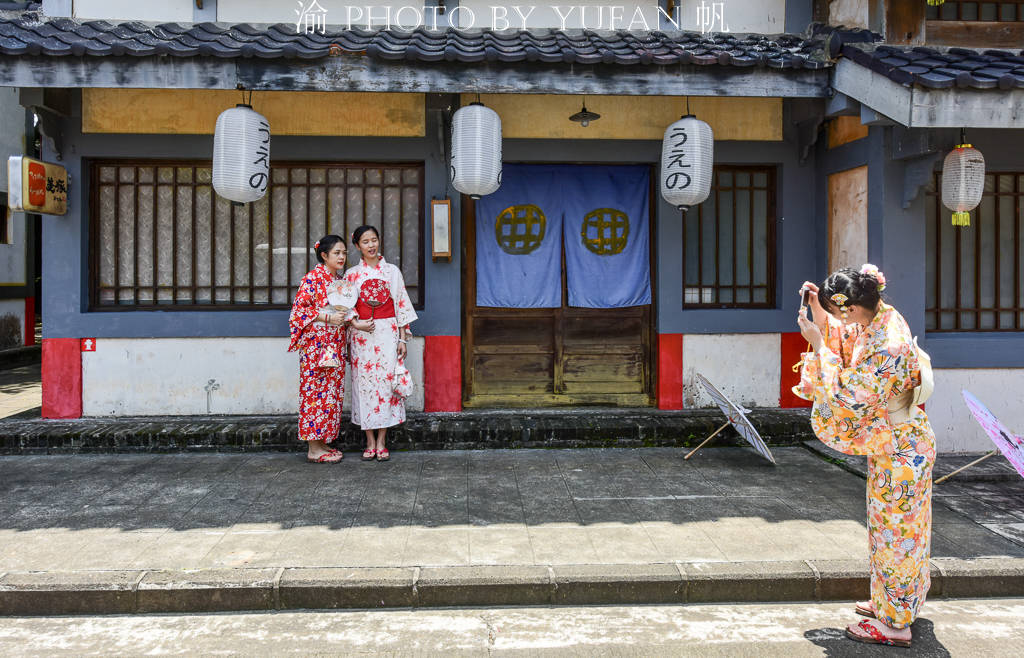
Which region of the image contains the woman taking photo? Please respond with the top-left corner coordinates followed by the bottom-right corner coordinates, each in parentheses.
top-left (795, 264), bottom-right (935, 648)
top-left (344, 225), bottom-right (418, 462)
top-left (287, 235), bottom-right (371, 463)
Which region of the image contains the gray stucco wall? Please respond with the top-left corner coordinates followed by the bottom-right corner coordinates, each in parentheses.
top-left (45, 90), bottom-right (818, 342)
top-left (816, 123), bottom-right (1024, 369)
top-left (43, 91), bottom-right (461, 339)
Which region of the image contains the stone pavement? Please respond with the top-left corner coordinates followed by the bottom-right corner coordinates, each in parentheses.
top-left (0, 364), bottom-right (40, 421)
top-left (2, 446), bottom-right (1023, 615)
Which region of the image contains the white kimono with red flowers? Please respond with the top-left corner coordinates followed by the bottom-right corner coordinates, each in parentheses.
top-left (343, 257), bottom-right (417, 430)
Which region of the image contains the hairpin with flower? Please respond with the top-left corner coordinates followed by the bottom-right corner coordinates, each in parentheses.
top-left (314, 240), bottom-right (320, 250)
top-left (860, 263), bottom-right (886, 291)
top-left (830, 293), bottom-right (850, 320)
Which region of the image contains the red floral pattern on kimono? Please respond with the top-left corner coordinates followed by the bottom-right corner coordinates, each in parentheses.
top-left (794, 303), bottom-right (935, 629)
top-left (288, 264), bottom-right (346, 443)
top-left (343, 257), bottom-right (418, 430)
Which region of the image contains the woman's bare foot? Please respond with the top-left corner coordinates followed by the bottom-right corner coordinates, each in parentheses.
top-left (307, 440), bottom-right (341, 463)
top-left (855, 600), bottom-right (875, 617)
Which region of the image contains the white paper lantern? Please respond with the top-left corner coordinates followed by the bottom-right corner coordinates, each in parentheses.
top-left (660, 115), bottom-right (714, 212)
top-left (450, 102), bottom-right (502, 199)
top-left (941, 143), bottom-right (985, 227)
top-left (213, 104), bottom-right (270, 204)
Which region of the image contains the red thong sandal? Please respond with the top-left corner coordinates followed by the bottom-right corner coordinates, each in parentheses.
top-left (376, 448), bottom-right (390, 462)
top-left (361, 448), bottom-right (376, 461)
top-left (845, 619), bottom-right (911, 648)
top-left (307, 451), bottom-right (343, 464)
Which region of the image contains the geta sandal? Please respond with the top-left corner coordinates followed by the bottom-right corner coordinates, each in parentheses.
top-left (845, 619), bottom-right (911, 648)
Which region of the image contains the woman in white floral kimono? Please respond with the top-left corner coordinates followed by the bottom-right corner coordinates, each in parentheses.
top-left (795, 265), bottom-right (935, 649)
top-left (344, 225), bottom-right (418, 462)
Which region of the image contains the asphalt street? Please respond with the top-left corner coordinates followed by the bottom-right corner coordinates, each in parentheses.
top-left (0, 598), bottom-right (1021, 656)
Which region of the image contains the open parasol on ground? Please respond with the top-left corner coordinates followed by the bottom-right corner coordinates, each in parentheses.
top-left (684, 373), bottom-right (776, 464)
top-left (936, 390), bottom-right (1024, 484)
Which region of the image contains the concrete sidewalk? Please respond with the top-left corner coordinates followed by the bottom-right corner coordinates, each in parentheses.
top-left (2, 446), bottom-right (1024, 615)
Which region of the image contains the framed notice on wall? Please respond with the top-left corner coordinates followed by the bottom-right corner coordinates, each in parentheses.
top-left (7, 156), bottom-right (68, 216)
top-left (431, 198), bottom-right (451, 261)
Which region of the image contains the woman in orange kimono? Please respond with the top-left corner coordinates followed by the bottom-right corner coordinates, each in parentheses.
top-left (795, 265), bottom-right (935, 648)
top-left (287, 235), bottom-right (371, 463)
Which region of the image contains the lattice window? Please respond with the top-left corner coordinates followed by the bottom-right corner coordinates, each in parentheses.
top-left (682, 166), bottom-right (776, 308)
top-left (926, 1), bottom-right (1024, 21)
top-left (90, 162), bottom-right (423, 309)
top-left (926, 173), bottom-right (1024, 332)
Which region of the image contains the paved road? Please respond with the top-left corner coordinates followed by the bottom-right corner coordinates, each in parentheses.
top-left (0, 364), bottom-right (39, 420)
top-left (0, 598), bottom-right (1020, 656)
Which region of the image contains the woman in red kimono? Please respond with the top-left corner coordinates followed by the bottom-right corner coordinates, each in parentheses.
top-left (288, 235), bottom-right (372, 463)
top-left (344, 225), bottom-right (418, 462)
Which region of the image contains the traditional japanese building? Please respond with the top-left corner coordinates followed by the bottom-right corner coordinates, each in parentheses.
top-left (0, 0), bottom-right (1021, 453)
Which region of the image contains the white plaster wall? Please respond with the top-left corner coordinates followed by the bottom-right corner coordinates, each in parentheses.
top-left (459, 1), bottom-right (659, 30)
top-left (675, 0), bottom-right (785, 33)
top-left (218, 1), bottom-right (410, 27)
top-left (925, 369), bottom-right (1024, 454)
top-left (682, 333), bottom-right (781, 409)
top-left (82, 336), bottom-right (425, 416)
top-left (829, 0), bottom-right (868, 28)
top-left (0, 299), bottom-right (25, 345)
top-left (73, 0), bottom-right (193, 22)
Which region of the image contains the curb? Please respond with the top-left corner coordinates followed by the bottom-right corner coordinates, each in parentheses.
top-left (2, 558), bottom-right (1023, 616)
top-left (0, 408), bottom-right (814, 454)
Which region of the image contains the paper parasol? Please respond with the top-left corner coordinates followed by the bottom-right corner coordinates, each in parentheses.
top-left (960, 390), bottom-right (1024, 480)
top-left (685, 373), bottom-right (776, 464)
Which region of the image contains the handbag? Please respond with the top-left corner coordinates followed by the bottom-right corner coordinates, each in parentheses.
top-left (911, 336), bottom-right (933, 407)
top-left (393, 359), bottom-right (414, 399)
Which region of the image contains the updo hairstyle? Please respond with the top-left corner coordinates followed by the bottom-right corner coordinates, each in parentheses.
top-left (818, 268), bottom-right (883, 315)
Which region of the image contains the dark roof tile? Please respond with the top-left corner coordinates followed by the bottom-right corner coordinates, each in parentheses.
top-left (843, 41), bottom-right (1024, 92)
top-left (0, 12), bottom-right (832, 72)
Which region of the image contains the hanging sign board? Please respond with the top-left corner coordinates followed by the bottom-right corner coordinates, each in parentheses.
top-left (7, 156), bottom-right (69, 216)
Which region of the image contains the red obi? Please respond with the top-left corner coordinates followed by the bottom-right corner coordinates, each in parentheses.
top-left (356, 296), bottom-right (395, 320)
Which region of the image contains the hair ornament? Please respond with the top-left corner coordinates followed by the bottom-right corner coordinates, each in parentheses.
top-left (830, 293), bottom-right (850, 321)
top-left (314, 240), bottom-right (320, 250)
top-left (860, 263), bottom-right (886, 291)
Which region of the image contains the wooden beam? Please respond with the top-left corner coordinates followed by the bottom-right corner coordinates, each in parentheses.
top-left (826, 92), bottom-right (860, 117)
top-left (835, 58), bottom-right (1024, 129)
top-left (0, 54), bottom-right (830, 98)
top-left (927, 20), bottom-right (1024, 49)
top-left (833, 59), bottom-right (913, 126)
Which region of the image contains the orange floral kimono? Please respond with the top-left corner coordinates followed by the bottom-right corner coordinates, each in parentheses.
top-left (795, 303), bottom-right (936, 629)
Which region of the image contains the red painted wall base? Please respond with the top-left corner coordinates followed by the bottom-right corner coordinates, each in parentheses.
top-left (424, 335), bottom-right (462, 412)
top-left (42, 338), bottom-right (82, 419)
top-left (657, 333), bottom-right (683, 410)
top-left (780, 331), bottom-right (813, 408)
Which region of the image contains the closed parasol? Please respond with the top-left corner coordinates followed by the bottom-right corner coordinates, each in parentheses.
top-left (684, 373), bottom-right (776, 465)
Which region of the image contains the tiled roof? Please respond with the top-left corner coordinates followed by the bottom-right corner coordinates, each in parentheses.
top-left (841, 42), bottom-right (1024, 90)
top-left (0, 11), bottom-right (830, 69)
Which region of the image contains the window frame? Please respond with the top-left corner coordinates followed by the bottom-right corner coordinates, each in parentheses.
top-left (87, 159), bottom-right (426, 312)
top-left (925, 0), bottom-right (1024, 48)
top-left (681, 164), bottom-right (778, 310)
top-left (925, 170), bottom-right (1024, 333)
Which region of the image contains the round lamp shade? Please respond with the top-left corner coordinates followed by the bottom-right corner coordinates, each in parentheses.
top-left (941, 144), bottom-right (985, 227)
top-left (660, 115), bottom-right (714, 212)
top-left (213, 104), bottom-right (271, 204)
top-left (451, 103), bottom-right (502, 199)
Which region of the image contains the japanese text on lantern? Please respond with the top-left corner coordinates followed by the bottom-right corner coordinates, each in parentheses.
top-left (250, 120), bottom-right (271, 194)
top-left (663, 127), bottom-right (692, 191)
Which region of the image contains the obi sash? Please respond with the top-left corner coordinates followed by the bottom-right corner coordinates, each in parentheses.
top-left (355, 296), bottom-right (396, 320)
